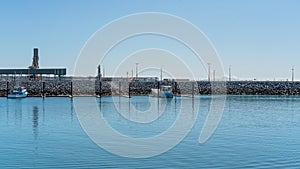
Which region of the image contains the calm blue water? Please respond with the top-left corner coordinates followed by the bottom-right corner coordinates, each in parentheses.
top-left (1, 95), bottom-right (300, 168)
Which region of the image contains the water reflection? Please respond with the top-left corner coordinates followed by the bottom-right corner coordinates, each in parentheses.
top-left (70, 98), bottom-right (74, 122)
top-left (191, 97), bottom-right (195, 119)
top-left (32, 106), bottom-right (39, 141)
top-left (96, 96), bottom-right (200, 140)
top-left (14, 100), bottom-right (22, 125)
top-left (42, 98), bottom-right (45, 124)
top-left (6, 99), bottom-right (9, 124)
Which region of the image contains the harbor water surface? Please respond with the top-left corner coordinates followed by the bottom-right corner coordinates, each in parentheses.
top-left (0, 95), bottom-right (300, 168)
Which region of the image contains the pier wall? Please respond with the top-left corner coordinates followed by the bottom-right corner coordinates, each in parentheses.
top-left (1, 77), bottom-right (300, 97)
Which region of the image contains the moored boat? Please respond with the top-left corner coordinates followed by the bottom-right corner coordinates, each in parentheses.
top-left (151, 85), bottom-right (174, 98)
top-left (7, 87), bottom-right (28, 98)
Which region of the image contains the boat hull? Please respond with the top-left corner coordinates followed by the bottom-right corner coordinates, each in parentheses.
top-left (7, 88), bottom-right (28, 99)
top-left (150, 88), bottom-right (174, 98)
top-left (7, 94), bottom-right (27, 98)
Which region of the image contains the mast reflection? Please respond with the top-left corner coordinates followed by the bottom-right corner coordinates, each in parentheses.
top-left (32, 106), bottom-right (39, 140)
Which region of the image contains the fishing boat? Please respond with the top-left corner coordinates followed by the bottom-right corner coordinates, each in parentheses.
top-left (7, 87), bottom-right (28, 98)
top-left (151, 85), bottom-right (174, 98)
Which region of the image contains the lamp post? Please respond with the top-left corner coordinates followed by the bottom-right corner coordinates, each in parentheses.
top-left (135, 63), bottom-right (139, 79)
top-left (207, 63), bottom-right (211, 81)
top-left (229, 65), bottom-right (232, 81)
top-left (292, 66), bottom-right (295, 82)
top-left (160, 67), bottom-right (163, 81)
top-left (102, 67), bottom-right (105, 77)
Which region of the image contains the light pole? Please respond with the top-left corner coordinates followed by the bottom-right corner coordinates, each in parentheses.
top-left (135, 63), bottom-right (139, 79)
top-left (292, 66), bottom-right (295, 82)
top-left (160, 67), bottom-right (163, 81)
top-left (229, 65), bottom-right (232, 81)
top-left (207, 63), bottom-right (211, 81)
top-left (102, 67), bottom-right (105, 77)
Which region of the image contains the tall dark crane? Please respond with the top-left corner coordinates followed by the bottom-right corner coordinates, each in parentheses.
top-left (28, 48), bottom-right (39, 69)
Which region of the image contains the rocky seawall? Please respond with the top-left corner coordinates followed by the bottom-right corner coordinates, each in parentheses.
top-left (1, 77), bottom-right (300, 97)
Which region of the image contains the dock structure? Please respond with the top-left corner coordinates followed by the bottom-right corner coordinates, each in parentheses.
top-left (0, 48), bottom-right (66, 77)
top-left (0, 68), bottom-right (66, 77)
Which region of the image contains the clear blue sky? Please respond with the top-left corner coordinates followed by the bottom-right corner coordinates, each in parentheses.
top-left (0, 0), bottom-right (299, 80)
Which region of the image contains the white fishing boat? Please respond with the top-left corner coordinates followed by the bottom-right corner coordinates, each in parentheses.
top-left (151, 85), bottom-right (174, 98)
top-left (7, 87), bottom-right (28, 98)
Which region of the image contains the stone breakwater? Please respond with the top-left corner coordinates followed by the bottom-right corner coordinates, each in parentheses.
top-left (1, 77), bottom-right (300, 97)
top-left (198, 81), bottom-right (300, 95)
